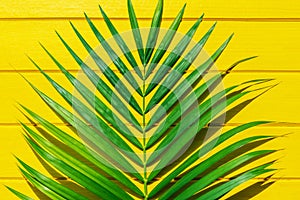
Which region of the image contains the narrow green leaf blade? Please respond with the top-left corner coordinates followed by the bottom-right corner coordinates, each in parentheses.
top-left (145, 4), bottom-right (186, 78)
top-left (144, 0), bottom-right (164, 64)
top-left (145, 14), bottom-right (204, 96)
top-left (224, 56), bottom-right (258, 74)
top-left (147, 34), bottom-right (235, 124)
top-left (43, 43), bottom-right (141, 131)
top-left (70, 21), bottom-right (143, 97)
top-left (146, 74), bottom-right (221, 133)
top-left (39, 46), bottom-right (143, 140)
top-left (6, 187), bottom-right (33, 200)
top-left (148, 91), bottom-right (249, 181)
top-left (127, 0), bottom-right (145, 64)
top-left (197, 167), bottom-right (275, 200)
top-left (24, 83), bottom-right (143, 180)
top-left (23, 138), bottom-right (123, 200)
top-left (22, 124), bottom-right (136, 199)
top-left (147, 76), bottom-right (227, 149)
top-left (29, 61), bottom-right (143, 163)
top-left (147, 53), bottom-right (253, 132)
top-left (20, 106), bottom-right (143, 195)
top-left (145, 23), bottom-right (216, 113)
top-left (174, 150), bottom-right (276, 199)
top-left (146, 83), bottom-right (236, 150)
top-left (19, 167), bottom-right (66, 200)
top-left (146, 77), bottom-right (269, 149)
top-left (99, 6), bottom-right (143, 78)
top-left (159, 135), bottom-right (273, 199)
top-left (56, 32), bottom-right (143, 114)
top-left (17, 157), bottom-right (89, 200)
top-left (149, 121), bottom-right (271, 197)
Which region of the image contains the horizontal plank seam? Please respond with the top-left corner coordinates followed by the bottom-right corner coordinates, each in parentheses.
top-left (1, 17), bottom-right (300, 22)
top-left (1, 122), bottom-right (298, 127)
top-left (1, 70), bottom-right (300, 73)
top-left (1, 177), bottom-right (300, 181)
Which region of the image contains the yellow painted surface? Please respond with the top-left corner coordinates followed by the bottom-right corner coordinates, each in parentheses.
top-left (1, 180), bottom-right (300, 200)
top-left (0, 125), bottom-right (297, 178)
top-left (1, 20), bottom-right (300, 71)
top-left (0, 72), bottom-right (299, 124)
top-left (0, 0), bottom-right (300, 18)
top-left (0, 0), bottom-right (299, 199)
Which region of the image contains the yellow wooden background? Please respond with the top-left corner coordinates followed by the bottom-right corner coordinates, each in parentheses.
top-left (0, 0), bottom-right (300, 199)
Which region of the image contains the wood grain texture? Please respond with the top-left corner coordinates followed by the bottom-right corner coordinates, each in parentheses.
top-left (0, 20), bottom-right (299, 71)
top-left (0, 72), bottom-right (298, 124)
top-left (0, 0), bottom-right (300, 18)
top-left (0, 125), bottom-right (296, 178)
top-left (2, 180), bottom-right (300, 199)
top-left (0, 0), bottom-right (298, 199)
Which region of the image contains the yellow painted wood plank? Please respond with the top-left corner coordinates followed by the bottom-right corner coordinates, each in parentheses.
top-left (0, 125), bottom-right (76, 178)
top-left (0, 73), bottom-right (72, 124)
top-left (222, 180), bottom-right (300, 199)
top-left (0, 179), bottom-right (100, 199)
top-left (0, 20), bottom-right (299, 71)
top-left (222, 72), bottom-right (300, 124)
top-left (0, 72), bottom-right (298, 124)
top-left (0, 125), bottom-right (297, 178)
top-left (0, 0), bottom-right (300, 18)
top-left (2, 179), bottom-right (300, 199)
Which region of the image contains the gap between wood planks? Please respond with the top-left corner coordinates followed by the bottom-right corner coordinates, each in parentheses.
top-left (0, 177), bottom-right (300, 181)
top-left (1, 122), bottom-right (299, 127)
top-left (2, 70), bottom-right (300, 73)
top-left (1, 17), bottom-right (300, 22)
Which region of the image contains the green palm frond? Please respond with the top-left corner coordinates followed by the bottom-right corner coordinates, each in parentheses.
top-left (9, 0), bottom-right (277, 199)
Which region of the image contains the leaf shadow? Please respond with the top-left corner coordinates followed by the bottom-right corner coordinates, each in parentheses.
top-left (148, 90), bottom-right (257, 173)
top-left (23, 125), bottom-right (140, 198)
top-left (212, 92), bottom-right (261, 125)
top-left (28, 184), bottom-right (50, 200)
top-left (27, 176), bottom-right (102, 199)
top-left (226, 180), bottom-right (275, 200)
top-left (190, 179), bottom-right (275, 199)
top-left (151, 137), bottom-right (274, 198)
top-left (183, 138), bottom-right (274, 179)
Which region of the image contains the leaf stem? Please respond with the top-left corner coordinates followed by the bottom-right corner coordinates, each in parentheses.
top-left (142, 61), bottom-right (148, 199)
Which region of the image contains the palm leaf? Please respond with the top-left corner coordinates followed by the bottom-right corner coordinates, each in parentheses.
top-left (196, 163), bottom-right (276, 200)
top-left (21, 123), bottom-right (139, 198)
top-left (6, 187), bottom-right (33, 200)
top-left (174, 151), bottom-right (275, 200)
top-left (19, 106), bottom-right (143, 196)
top-left (19, 167), bottom-right (67, 200)
top-left (144, 3), bottom-right (186, 79)
top-left (25, 63), bottom-right (143, 165)
top-left (144, 14), bottom-right (204, 96)
top-left (148, 121), bottom-right (272, 197)
top-left (146, 78), bottom-right (268, 150)
top-left (99, 5), bottom-right (143, 79)
top-left (9, 1), bottom-right (277, 199)
top-left (145, 22), bottom-right (217, 113)
top-left (147, 90), bottom-right (255, 181)
top-left (55, 31), bottom-right (143, 114)
top-left (144, 0), bottom-right (163, 64)
top-left (158, 136), bottom-right (275, 199)
top-left (41, 42), bottom-right (142, 131)
top-left (127, 0), bottom-right (145, 65)
top-left (23, 80), bottom-right (143, 177)
top-left (69, 21), bottom-right (143, 97)
top-left (16, 156), bottom-right (90, 200)
top-left (23, 137), bottom-right (124, 200)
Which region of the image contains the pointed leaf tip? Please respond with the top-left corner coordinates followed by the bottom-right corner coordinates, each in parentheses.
top-left (99, 5), bottom-right (106, 15)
